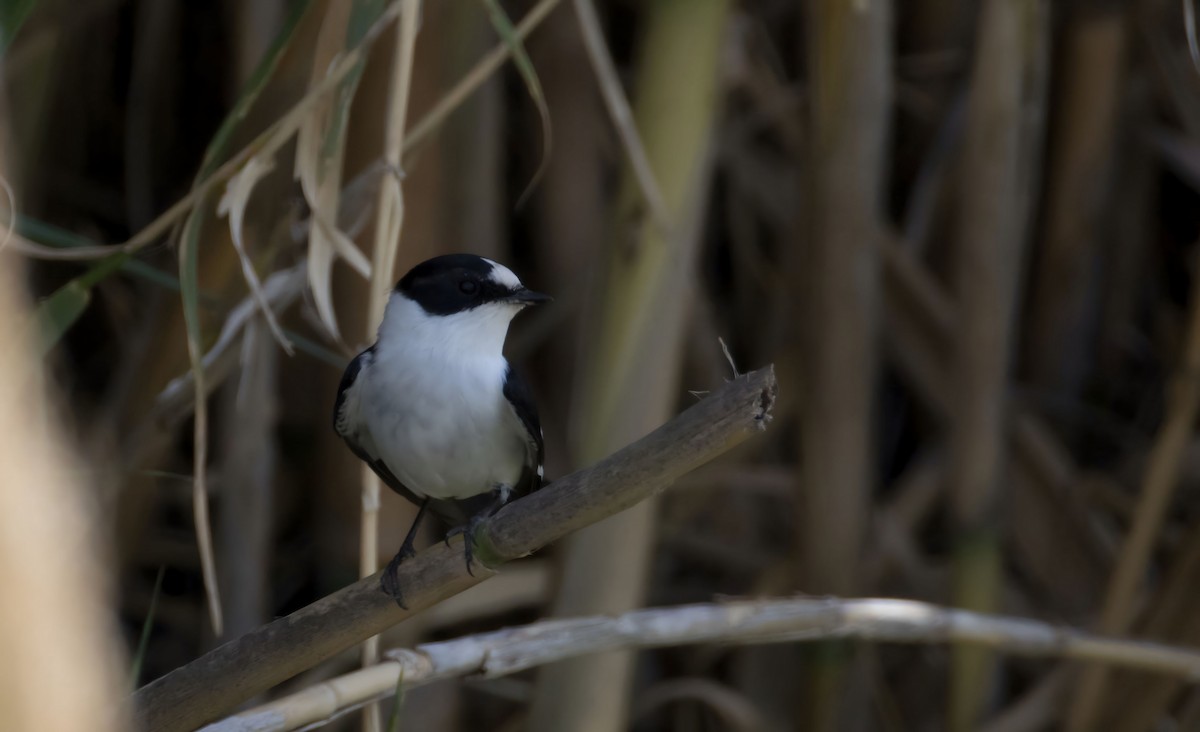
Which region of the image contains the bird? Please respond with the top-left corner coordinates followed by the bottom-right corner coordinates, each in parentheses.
top-left (333, 253), bottom-right (548, 607)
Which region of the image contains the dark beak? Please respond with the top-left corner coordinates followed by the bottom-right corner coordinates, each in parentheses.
top-left (508, 287), bottom-right (552, 305)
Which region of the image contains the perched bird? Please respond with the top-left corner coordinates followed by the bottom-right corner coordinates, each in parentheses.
top-left (333, 254), bottom-right (548, 606)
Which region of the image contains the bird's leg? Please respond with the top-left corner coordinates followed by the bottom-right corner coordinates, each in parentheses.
top-left (380, 497), bottom-right (430, 608)
top-left (444, 486), bottom-right (510, 576)
top-left (396, 497), bottom-right (430, 561)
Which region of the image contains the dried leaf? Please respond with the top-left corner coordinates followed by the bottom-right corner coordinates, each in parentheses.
top-left (292, 64), bottom-right (373, 342)
top-left (217, 155), bottom-right (294, 355)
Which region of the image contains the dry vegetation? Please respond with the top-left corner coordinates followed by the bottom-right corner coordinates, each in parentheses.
top-left (6, 0), bottom-right (1200, 730)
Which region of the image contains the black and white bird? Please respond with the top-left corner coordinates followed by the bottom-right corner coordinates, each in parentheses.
top-left (333, 254), bottom-right (548, 606)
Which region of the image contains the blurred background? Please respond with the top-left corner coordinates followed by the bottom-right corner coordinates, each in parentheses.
top-left (6, 0), bottom-right (1200, 729)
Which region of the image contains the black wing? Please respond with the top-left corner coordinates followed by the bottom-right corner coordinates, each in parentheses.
top-left (332, 346), bottom-right (371, 434)
top-left (503, 362), bottom-right (545, 496)
top-left (333, 346), bottom-right (426, 508)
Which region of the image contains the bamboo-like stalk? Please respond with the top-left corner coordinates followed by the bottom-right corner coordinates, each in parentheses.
top-left (360, 4), bottom-right (420, 730)
top-left (528, 2), bottom-right (606, 473)
top-left (437, 1), bottom-right (504, 258)
top-left (204, 596), bottom-right (1200, 732)
top-left (882, 232), bottom-right (1116, 624)
top-left (799, 0), bottom-right (891, 727)
top-left (801, 0), bottom-right (891, 595)
top-left (132, 367), bottom-right (776, 732)
top-left (528, 1), bottom-right (730, 730)
top-left (947, 0), bottom-right (1046, 727)
top-left (216, 320), bottom-right (279, 639)
top-left (1022, 11), bottom-right (1126, 394)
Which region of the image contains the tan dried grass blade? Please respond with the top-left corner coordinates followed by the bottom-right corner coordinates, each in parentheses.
top-left (216, 155), bottom-right (294, 354)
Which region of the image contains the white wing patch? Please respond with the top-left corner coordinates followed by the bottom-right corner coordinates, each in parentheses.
top-left (537, 427), bottom-right (545, 479)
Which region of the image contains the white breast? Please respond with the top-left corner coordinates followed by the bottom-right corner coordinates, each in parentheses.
top-left (355, 296), bottom-right (527, 500)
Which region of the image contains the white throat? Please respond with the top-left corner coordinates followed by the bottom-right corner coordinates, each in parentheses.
top-left (376, 292), bottom-right (521, 361)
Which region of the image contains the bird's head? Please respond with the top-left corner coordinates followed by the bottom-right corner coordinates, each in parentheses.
top-left (379, 254), bottom-right (550, 354)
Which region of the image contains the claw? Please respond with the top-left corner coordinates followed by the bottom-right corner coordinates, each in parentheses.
top-left (463, 530), bottom-right (477, 577)
top-left (444, 514), bottom-right (488, 576)
top-left (379, 550), bottom-right (412, 609)
top-left (380, 498), bottom-right (429, 608)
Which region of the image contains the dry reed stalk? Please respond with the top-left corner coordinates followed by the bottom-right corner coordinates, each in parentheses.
top-left (528, 3), bottom-right (606, 442)
top-left (799, 0), bottom-right (891, 727)
top-left (359, 3), bottom-right (421, 729)
top-left (1022, 11), bottom-right (1126, 394)
top-left (529, 1), bottom-right (730, 729)
top-left (216, 320), bottom-right (279, 639)
top-left (800, 0), bottom-right (890, 592)
top-left (947, 0), bottom-right (1046, 726)
top-left (436, 2), bottom-right (504, 258)
top-left (206, 596), bottom-right (1200, 732)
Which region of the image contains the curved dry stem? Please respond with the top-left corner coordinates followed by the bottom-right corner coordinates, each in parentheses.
top-left (203, 596), bottom-right (1200, 732)
top-left (571, 0), bottom-right (671, 233)
top-left (359, 0), bottom-right (422, 721)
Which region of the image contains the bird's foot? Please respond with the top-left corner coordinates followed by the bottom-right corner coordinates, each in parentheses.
top-left (379, 542), bottom-right (417, 609)
top-left (444, 512), bottom-right (490, 577)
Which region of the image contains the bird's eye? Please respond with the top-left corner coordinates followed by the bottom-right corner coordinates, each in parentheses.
top-left (459, 280), bottom-right (478, 295)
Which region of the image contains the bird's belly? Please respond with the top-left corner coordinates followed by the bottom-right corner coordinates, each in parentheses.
top-left (364, 370), bottom-right (524, 500)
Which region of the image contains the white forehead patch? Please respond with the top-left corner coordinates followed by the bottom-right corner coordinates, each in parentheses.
top-left (484, 259), bottom-right (522, 289)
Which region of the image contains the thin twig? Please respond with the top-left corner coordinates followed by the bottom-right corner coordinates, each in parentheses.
top-left (202, 596), bottom-right (1200, 732)
top-left (217, 157), bottom-right (295, 354)
top-left (178, 209), bottom-right (223, 636)
top-left (153, 263), bottom-right (308, 427)
top-left (404, 0), bottom-right (562, 153)
top-left (571, 0), bottom-right (671, 233)
top-left (718, 336), bottom-right (740, 378)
